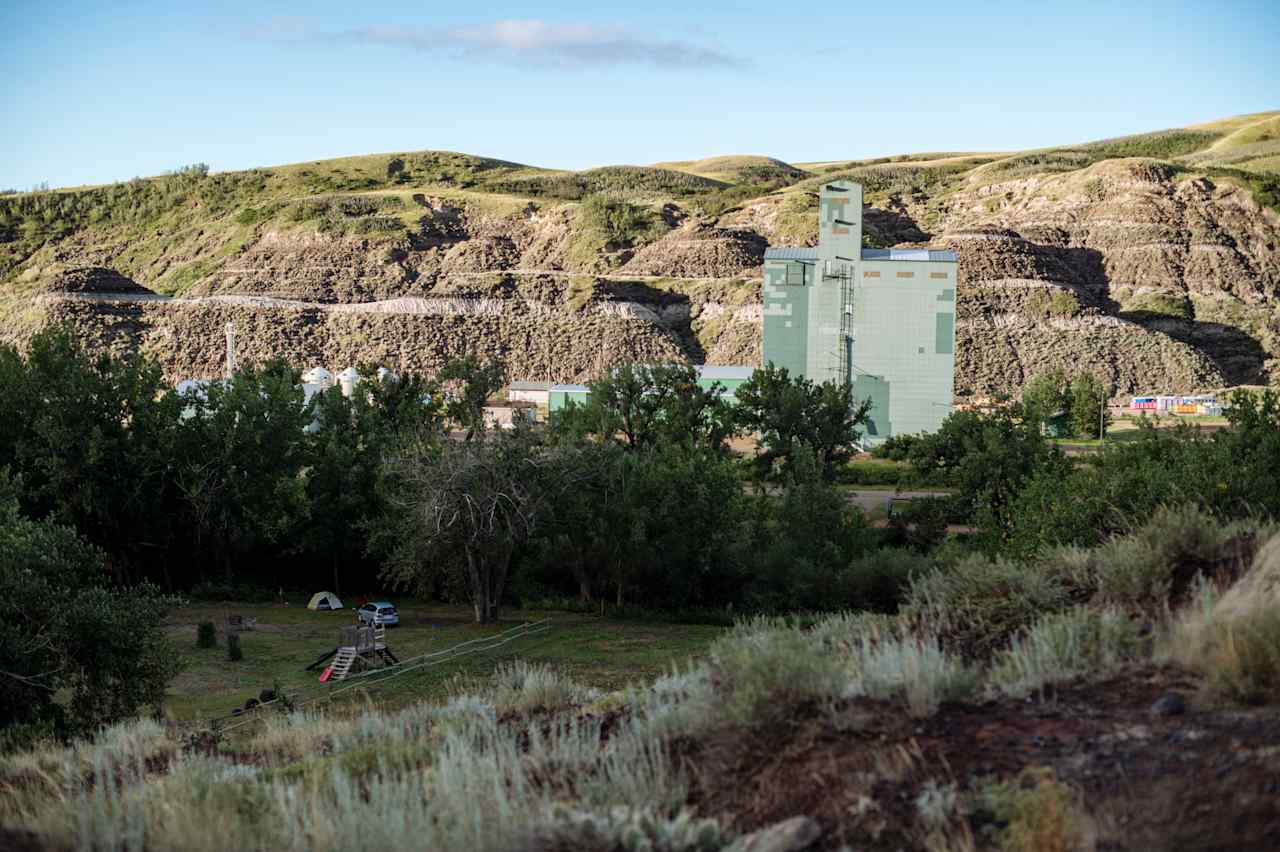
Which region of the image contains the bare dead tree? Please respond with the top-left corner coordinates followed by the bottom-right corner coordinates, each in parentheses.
top-left (383, 430), bottom-right (591, 623)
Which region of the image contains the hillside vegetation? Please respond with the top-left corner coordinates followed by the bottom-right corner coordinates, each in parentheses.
top-left (2, 112), bottom-right (1279, 396)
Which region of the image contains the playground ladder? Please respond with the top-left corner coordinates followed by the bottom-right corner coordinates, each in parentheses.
top-left (329, 647), bottom-right (357, 682)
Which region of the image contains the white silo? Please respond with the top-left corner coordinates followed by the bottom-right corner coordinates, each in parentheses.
top-left (303, 366), bottom-right (334, 389)
top-left (376, 366), bottom-right (397, 383)
top-left (337, 367), bottom-right (361, 397)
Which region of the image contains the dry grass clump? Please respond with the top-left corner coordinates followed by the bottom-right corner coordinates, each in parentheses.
top-left (1164, 577), bottom-right (1280, 706)
top-left (1160, 533), bottom-right (1280, 706)
top-left (1199, 611), bottom-right (1280, 705)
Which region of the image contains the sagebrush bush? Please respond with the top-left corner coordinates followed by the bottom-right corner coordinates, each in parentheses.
top-left (196, 621), bottom-right (217, 649)
top-left (846, 633), bottom-right (978, 718)
top-left (11, 688), bottom-right (689, 851)
top-left (904, 555), bottom-right (1070, 657)
top-left (521, 805), bottom-right (726, 852)
top-left (1093, 505), bottom-right (1236, 613)
top-left (489, 661), bottom-right (596, 715)
top-left (990, 608), bottom-right (1142, 698)
top-left (704, 624), bottom-right (846, 727)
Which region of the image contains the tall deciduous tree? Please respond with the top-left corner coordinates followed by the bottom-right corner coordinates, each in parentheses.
top-left (1021, 369), bottom-right (1070, 428)
top-left (438, 356), bottom-right (506, 441)
top-left (734, 363), bottom-right (870, 480)
top-left (1069, 372), bottom-right (1110, 439)
top-left (552, 363), bottom-right (737, 453)
top-left (0, 480), bottom-right (178, 736)
top-left (172, 361), bottom-right (312, 584)
top-left (908, 406), bottom-right (1072, 547)
top-left (0, 328), bottom-right (181, 585)
top-left (305, 369), bottom-right (444, 595)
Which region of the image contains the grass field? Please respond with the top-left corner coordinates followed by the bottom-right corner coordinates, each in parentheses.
top-left (165, 601), bottom-right (723, 724)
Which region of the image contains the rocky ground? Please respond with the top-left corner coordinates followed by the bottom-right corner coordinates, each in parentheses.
top-left (678, 671), bottom-right (1280, 850)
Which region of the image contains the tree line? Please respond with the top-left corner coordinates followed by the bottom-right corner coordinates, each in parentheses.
top-left (0, 330), bottom-right (882, 609)
top-left (6, 325), bottom-right (1278, 737)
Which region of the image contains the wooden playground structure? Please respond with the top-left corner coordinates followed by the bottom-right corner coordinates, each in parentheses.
top-left (306, 623), bottom-right (400, 682)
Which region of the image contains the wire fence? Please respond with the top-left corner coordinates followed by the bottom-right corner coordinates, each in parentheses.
top-left (211, 619), bottom-right (552, 734)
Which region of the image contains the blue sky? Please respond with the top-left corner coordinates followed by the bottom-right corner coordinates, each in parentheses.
top-left (2, 0), bottom-right (1277, 189)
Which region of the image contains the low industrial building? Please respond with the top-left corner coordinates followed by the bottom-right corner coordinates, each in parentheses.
top-left (549, 383), bottom-right (591, 412)
top-left (541, 365), bottom-right (756, 413)
top-left (762, 180), bottom-right (958, 443)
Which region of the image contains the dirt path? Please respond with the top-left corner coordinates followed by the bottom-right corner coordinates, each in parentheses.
top-left (844, 488), bottom-right (952, 514)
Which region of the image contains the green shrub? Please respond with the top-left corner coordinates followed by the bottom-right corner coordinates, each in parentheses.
top-left (904, 555), bottom-right (1071, 656)
top-left (980, 767), bottom-right (1093, 852)
top-left (840, 548), bottom-right (930, 612)
top-left (578, 194), bottom-right (662, 247)
top-left (196, 622), bottom-right (217, 649)
top-left (233, 204), bottom-right (281, 226)
top-left (870, 433), bottom-right (922, 462)
top-left (486, 165), bottom-right (725, 200)
top-left (1122, 292), bottom-right (1193, 319)
top-left (226, 633), bottom-right (243, 662)
top-left (1048, 290), bottom-right (1079, 317)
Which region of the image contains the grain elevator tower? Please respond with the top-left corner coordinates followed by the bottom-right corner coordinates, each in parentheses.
top-left (762, 180), bottom-right (958, 443)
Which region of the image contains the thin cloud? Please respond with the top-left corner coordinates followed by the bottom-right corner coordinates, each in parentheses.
top-left (240, 17), bottom-right (317, 44)
top-left (247, 18), bottom-right (745, 70)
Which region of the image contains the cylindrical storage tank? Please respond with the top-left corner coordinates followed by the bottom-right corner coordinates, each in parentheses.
top-left (376, 366), bottom-right (396, 383)
top-left (303, 367), bottom-right (334, 389)
top-left (337, 367), bottom-right (360, 398)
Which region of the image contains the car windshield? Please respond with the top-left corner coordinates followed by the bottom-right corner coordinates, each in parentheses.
top-left (378, 606), bottom-right (395, 614)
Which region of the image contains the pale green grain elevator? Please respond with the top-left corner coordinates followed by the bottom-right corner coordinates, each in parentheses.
top-left (762, 181), bottom-right (957, 443)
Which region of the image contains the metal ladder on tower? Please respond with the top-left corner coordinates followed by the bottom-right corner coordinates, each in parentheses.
top-left (822, 260), bottom-right (856, 388)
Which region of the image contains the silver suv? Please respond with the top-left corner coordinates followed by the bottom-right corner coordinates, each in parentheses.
top-left (355, 601), bottom-right (399, 626)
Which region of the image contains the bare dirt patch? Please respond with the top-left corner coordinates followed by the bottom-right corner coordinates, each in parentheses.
top-left (676, 666), bottom-right (1280, 850)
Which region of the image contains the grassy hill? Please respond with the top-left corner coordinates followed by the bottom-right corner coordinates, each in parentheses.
top-left (1, 112), bottom-right (1278, 395)
top-left (652, 155), bottom-right (810, 184)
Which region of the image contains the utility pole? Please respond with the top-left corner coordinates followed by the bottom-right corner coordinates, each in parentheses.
top-left (225, 321), bottom-right (238, 378)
